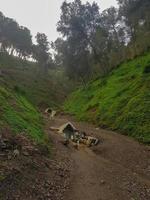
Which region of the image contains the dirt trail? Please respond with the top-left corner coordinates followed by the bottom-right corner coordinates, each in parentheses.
top-left (51, 115), bottom-right (150, 200)
top-left (0, 115), bottom-right (149, 200)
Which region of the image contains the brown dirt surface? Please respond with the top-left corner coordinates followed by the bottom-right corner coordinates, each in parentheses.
top-left (53, 115), bottom-right (150, 200)
top-left (0, 115), bottom-right (150, 200)
top-left (0, 119), bottom-right (73, 200)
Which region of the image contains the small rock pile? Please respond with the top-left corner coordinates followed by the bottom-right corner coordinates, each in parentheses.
top-left (0, 131), bottom-right (41, 160)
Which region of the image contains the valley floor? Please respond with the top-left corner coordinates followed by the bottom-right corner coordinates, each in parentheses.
top-left (52, 115), bottom-right (150, 200)
top-left (0, 115), bottom-right (150, 200)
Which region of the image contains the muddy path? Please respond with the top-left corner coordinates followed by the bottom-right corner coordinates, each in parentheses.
top-left (50, 115), bottom-right (150, 200)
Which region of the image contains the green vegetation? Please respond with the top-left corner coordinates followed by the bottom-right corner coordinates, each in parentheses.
top-left (64, 52), bottom-right (150, 144)
top-left (54, 0), bottom-right (150, 81)
top-left (0, 85), bottom-right (46, 143)
top-left (0, 54), bottom-right (53, 146)
top-left (0, 11), bottom-right (53, 69)
top-left (0, 53), bottom-right (73, 107)
top-left (0, 53), bottom-right (73, 147)
top-left (1, 0), bottom-right (150, 147)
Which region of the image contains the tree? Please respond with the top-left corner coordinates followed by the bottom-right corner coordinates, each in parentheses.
top-left (51, 38), bottom-right (66, 67)
top-left (32, 33), bottom-right (52, 73)
top-left (56, 0), bottom-right (101, 80)
top-left (55, 0), bottom-right (150, 80)
top-left (15, 26), bottom-right (32, 58)
top-left (0, 12), bottom-right (33, 58)
top-left (99, 7), bottom-right (126, 67)
top-left (117, 0), bottom-right (150, 55)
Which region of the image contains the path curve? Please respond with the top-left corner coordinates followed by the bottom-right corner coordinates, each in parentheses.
top-left (50, 115), bottom-right (150, 200)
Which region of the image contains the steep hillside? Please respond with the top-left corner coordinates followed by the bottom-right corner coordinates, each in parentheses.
top-left (64, 53), bottom-right (150, 144)
top-left (0, 53), bottom-right (60, 146)
top-left (0, 82), bottom-right (48, 143)
top-left (0, 85), bottom-right (48, 143)
top-left (0, 53), bottom-right (73, 108)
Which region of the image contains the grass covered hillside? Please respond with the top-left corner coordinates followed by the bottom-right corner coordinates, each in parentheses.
top-left (0, 53), bottom-right (73, 108)
top-left (0, 85), bottom-right (47, 144)
top-left (0, 53), bottom-right (61, 146)
top-left (64, 53), bottom-right (150, 144)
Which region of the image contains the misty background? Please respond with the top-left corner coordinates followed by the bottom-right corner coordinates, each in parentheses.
top-left (0, 0), bottom-right (117, 42)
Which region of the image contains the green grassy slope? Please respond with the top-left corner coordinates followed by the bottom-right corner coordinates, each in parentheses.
top-left (0, 53), bottom-right (73, 108)
top-left (0, 53), bottom-right (61, 146)
top-left (64, 53), bottom-right (150, 144)
top-left (0, 85), bottom-right (47, 144)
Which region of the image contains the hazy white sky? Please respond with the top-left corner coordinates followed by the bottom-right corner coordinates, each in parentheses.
top-left (0, 0), bottom-right (117, 42)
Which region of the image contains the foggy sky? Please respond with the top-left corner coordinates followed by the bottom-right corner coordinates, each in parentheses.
top-left (0, 0), bottom-right (118, 42)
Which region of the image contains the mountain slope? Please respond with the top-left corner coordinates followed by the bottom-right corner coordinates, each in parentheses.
top-left (0, 54), bottom-right (52, 145)
top-left (64, 52), bottom-right (150, 144)
top-left (0, 85), bottom-right (47, 144)
top-left (0, 53), bottom-right (73, 108)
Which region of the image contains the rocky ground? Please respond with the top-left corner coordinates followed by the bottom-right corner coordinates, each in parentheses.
top-left (52, 115), bottom-right (150, 200)
top-left (0, 115), bottom-right (150, 200)
top-left (0, 118), bottom-right (73, 200)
